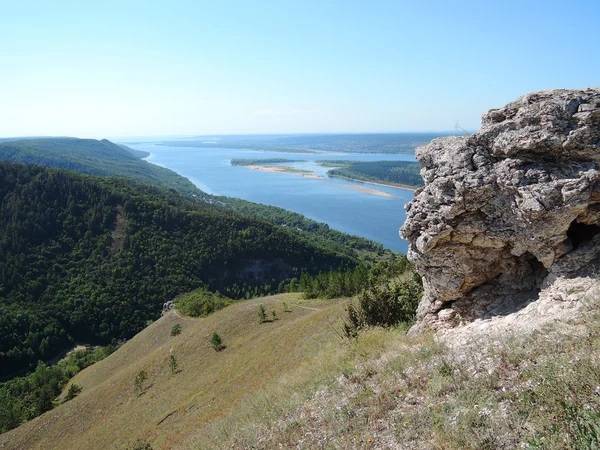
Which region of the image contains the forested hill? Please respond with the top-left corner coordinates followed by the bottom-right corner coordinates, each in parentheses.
top-left (0, 162), bottom-right (359, 377)
top-left (0, 138), bottom-right (201, 196)
top-left (0, 137), bottom-right (389, 256)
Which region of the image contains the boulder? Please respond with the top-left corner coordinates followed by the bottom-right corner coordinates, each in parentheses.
top-left (400, 88), bottom-right (600, 330)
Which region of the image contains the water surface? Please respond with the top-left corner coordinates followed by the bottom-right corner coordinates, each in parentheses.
top-left (127, 142), bottom-right (417, 253)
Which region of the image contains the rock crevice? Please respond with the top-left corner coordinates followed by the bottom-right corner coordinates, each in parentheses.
top-left (400, 88), bottom-right (600, 330)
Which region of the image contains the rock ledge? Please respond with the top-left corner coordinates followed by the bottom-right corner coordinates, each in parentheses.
top-left (400, 88), bottom-right (600, 331)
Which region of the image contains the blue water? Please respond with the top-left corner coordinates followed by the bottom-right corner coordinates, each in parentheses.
top-left (126, 142), bottom-right (417, 253)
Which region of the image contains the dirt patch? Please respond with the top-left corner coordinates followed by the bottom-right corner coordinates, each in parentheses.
top-left (110, 205), bottom-right (126, 252)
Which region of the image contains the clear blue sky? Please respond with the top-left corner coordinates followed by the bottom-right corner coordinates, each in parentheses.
top-left (1, 0), bottom-right (598, 138)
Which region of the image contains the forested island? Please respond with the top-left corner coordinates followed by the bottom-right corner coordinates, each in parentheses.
top-left (230, 158), bottom-right (303, 166)
top-left (323, 160), bottom-right (424, 189)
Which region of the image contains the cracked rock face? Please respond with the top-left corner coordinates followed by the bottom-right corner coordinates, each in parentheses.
top-left (400, 88), bottom-right (600, 330)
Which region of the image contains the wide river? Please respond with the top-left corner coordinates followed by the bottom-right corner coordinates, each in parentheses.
top-left (125, 141), bottom-right (418, 253)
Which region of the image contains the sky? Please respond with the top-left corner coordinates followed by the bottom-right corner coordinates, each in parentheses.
top-left (0, 0), bottom-right (599, 138)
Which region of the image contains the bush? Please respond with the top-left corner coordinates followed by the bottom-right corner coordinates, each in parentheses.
top-left (258, 305), bottom-right (268, 323)
top-left (344, 270), bottom-right (422, 338)
top-left (127, 441), bottom-right (154, 450)
top-left (170, 324), bottom-right (182, 336)
top-left (175, 288), bottom-right (232, 317)
top-left (134, 370), bottom-right (148, 396)
top-left (64, 383), bottom-right (82, 401)
top-left (169, 354), bottom-right (179, 374)
top-left (211, 332), bottom-right (224, 351)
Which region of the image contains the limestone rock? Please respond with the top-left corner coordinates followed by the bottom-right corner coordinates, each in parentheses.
top-left (400, 88), bottom-right (600, 331)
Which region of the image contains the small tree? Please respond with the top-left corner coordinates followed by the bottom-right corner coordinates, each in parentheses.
top-left (64, 383), bottom-right (82, 401)
top-left (271, 310), bottom-right (277, 321)
top-left (169, 354), bottom-right (179, 374)
top-left (127, 441), bottom-right (154, 450)
top-left (170, 323), bottom-right (182, 336)
top-left (134, 370), bottom-right (148, 395)
top-left (258, 304), bottom-right (268, 323)
top-left (282, 301), bottom-right (291, 312)
top-left (211, 332), bottom-right (223, 351)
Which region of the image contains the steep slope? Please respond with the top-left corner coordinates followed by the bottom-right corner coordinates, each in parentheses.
top-left (4, 291), bottom-right (600, 449)
top-left (0, 294), bottom-right (348, 450)
top-left (0, 138), bottom-right (201, 195)
top-left (0, 163), bottom-right (357, 376)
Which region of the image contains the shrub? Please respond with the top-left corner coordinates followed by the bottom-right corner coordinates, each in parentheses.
top-left (211, 332), bottom-right (224, 351)
top-left (344, 271), bottom-right (422, 337)
top-left (127, 441), bottom-right (154, 450)
top-left (64, 383), bottom-right (82, 401)
top-left (175, 288), bottom-right (232, 317)
top-left (134, 370), bottom-right (148, 396)
top-left (258, 304), bottom-right (268, 323)
top-left (169, 354), bottom-right (179, 374)
top-left (170, 324), bottom-right (182, 336)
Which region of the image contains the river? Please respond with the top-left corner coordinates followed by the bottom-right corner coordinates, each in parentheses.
top-left (125, 141), bottom-right (418, 253)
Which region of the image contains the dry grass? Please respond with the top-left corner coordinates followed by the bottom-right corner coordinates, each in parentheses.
top-left (0, 294), bottom-right (348, 450)
top-left (3, 293), bottom-right (600, 450)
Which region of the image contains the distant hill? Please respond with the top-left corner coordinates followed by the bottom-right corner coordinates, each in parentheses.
top-left (0, 162), bottom-right (360, 377)
top-left (159, 132), bottom-right (455, 154)
top-left (0, 138), bottom-right (200, 196)
top-left (117, 143), bottom-right (151, 159)
top-left (0, 137), bottom-right (390, 256)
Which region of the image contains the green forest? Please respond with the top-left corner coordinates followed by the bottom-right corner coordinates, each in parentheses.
top-left (325, 160), bottom-right (424, 188)
top-left (0, 346), bottom-right (115, 433)
top-left (0, 162), bottom-right (368, 377)
top-left (0, 138), bottom-right (201, 196)
top-left (0, 138), bottom-right (388, 259)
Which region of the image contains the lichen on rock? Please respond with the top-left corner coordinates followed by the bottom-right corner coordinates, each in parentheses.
top-left (400, 88), bottom-right (600, 331)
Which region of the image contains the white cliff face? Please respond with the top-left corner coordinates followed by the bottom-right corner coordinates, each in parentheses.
top-left (401, 88), bottom-right (600, 331)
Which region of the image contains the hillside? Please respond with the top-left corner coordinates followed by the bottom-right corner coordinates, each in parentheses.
top-left (2, 291), bottom-right (599, 449)
top-left (0, 138), bottom-right (201, 196)
top-left (0, 162), bottom-right (363, 377)
top-left (0, 293), bottom-right (348, 449)
top-left (0, 137), bottom-right (389, 255)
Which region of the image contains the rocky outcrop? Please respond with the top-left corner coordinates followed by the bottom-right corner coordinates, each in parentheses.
top-left (400, 88), bottom-right (600, 330)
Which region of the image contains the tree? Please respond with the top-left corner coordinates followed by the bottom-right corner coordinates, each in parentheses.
top-left (210, 332), bottom-right (223, 351)
top-left (134, 370), bottom-right (148, 396)
top-left (258, 304), bottom-right (268, 323)
top-left (170, 324), bottom-right (182, 336)
top-left (64, 383), bottom-right (82, 402)
top-left (168, 354), bottom-right (178, 374)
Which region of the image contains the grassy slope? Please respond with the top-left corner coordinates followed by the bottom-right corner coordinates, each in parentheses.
top-left (0, 294), bottom-right (348, 450)
top-left (3, 293), bottom-right (600, 449)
